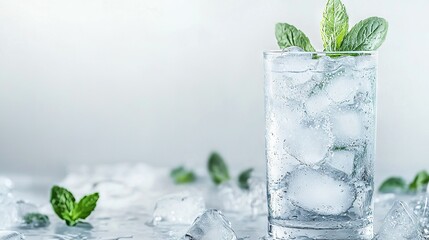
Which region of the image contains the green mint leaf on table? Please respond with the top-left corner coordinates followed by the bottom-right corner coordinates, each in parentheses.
top-left (208, 152), bottom-right (230, 185)
top-left (321, 0), bottom-right (349, 51)
top-left (339, 17), bottom-right (388, 51)
top-left (50, 185), bottom-right (99, 226)
top-left (238, 168), bottom-right (253, 190)
top-left (170, 166), bottom-right (196, 184)
top-left (23, 213), bottom-right (50, 227)
top-left (409, 170), bottom-right (429, 191)
top-left (379, 177), bottom-right (407, 193)
top-left (275, 23), bottom-right (315, 52)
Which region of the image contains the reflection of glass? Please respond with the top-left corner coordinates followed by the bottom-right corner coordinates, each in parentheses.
top-left (264, 51), bottom-right (377, 239)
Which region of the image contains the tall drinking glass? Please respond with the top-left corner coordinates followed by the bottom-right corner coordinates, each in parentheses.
top-left (264, 50), bottom-right (377, 239)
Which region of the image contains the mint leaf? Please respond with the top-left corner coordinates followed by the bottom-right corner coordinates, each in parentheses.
top-left (23, 213), bottom-right (50, 227)
top-left (379, 177), bottom-right (407, 193)
top-left (409, 170), bottom-right (429, 191)
top-left (275, 23), bottom-right (315, 52)
top-left (208, 152), bottom-right (230, 185)
top-left (339, 17), bottom-right (388, 51)
top-left (50, 185), bottom-right (76, 225)
top-left (73, 193), bottom-right (99, 220)
top-left (238, 168), bottom-right (253, 190)
top-left (50, 185), bottom-right (99, 226)
top-left (321, 0), bottom-right (349, 51)
top-left (170, 166), bottom-right (196, 184)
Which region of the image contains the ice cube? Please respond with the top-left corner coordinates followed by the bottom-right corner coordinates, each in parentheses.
top-left (284, 167), bottom-right (356, 215)
top-left (305, 90), bottom-right (332, 116)
top-left (283, 124), bottom-right (333, 165)
top-left (355, 55), bottom-right (377, 70)
top-left (183, 209), bottom-right (237, 240)
top-left (0, 231), bottom-right (24, 240)
top-left (315, 56), bottom-right (355, 73)
top-left (0, 193), bottom-right (18, 229)
top-left (15, 200), bottom-right (38, 218)
top-left (283, 46), bottom-right (305, 52)
top-left (152, 192), bottom-right (205, 225)
top-left (411, 192), bottom-right (429, 238)
top-left (326, 150), bottom-right (355, 175)
top-left (269, 47), bottom-right (315, 73)
top-left (0, 177), bottom-right (14, 193)
top-left (217, 178), bottom-right (267, 217)
top-left (374, 201), bottom-right (423, 240)
top-left (331, 110), bottom-right (363, 141)
top-left (325, 68), bottom-right (360, 104)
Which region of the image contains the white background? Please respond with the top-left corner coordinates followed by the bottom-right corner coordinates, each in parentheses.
top-left (0, 0), bottom-right (428, 183)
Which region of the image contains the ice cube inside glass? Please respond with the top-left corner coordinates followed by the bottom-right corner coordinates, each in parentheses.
top-left (264, 50), bottom-right (377, 239)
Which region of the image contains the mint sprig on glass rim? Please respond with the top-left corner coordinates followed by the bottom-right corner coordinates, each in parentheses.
top-left (275, 0), bottom-right (388, 53)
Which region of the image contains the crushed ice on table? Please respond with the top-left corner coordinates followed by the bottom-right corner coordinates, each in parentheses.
top-left (151, 192), bottom-right (205, 225)
top-left (217, 178), bottom-right (267, 217)
top-left (374, 201), bottom-right (423, 240)
top-left (284, 167), bottom-right (356, 215)
top-left (183, 209), bottom-right (237, 240)
top-left (0, 177), bottom-right (18, 229)
top-left (0, 231), bottom-right (24, 240)
top-left (409, 185), bottom-right (429, 238)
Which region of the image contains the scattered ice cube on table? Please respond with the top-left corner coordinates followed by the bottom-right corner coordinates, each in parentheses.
top-left (152, 192), bottom-right (205, 225)
top-left (217, 178), bottom-right (266, 217)
top-left (374, 201), bottom-right (423, 240)
top-left (410, 190), bottom-right (429, 238)
top-left (0, 231), bottom-right (24, 240)
top-left (0, 177), bottom-right (14, 193)
top-left (331, 110), bottom-right (363, 141)
top-left (284, 167), bottom-right (356, 215)
top-left (283, 124), bottom-right (333, 165)
top-left (0, 190), bottom-right (18, 229)
top-left (15, 200), bottom-right (38, 218)
top-left (183, 209), bottom-right (237, 240)
top-left (325, 150), bottom-right (355, 175)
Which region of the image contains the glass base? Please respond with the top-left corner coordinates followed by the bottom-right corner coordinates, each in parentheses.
top-left (268, 223), bottom-right (373, 240)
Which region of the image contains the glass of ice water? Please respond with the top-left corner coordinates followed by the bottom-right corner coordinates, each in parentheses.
top-left (264, 49), bottom-right (377, 239)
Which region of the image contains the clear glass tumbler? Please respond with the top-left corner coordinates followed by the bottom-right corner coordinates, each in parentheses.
top-left (264, 50), bottom-right (377, 239)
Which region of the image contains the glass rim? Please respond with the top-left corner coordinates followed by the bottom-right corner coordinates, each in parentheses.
top-left (263, 50), bottom-right (377, 56)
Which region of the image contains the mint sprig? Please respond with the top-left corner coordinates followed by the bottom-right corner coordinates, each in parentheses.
top-left (321, 0), bottom-right (349, 51)
top-left (23, 213), bottom-right (50, 227)
top-left (379, 170), bottom-right (429, 193)
top-left (50, 186), bottom-right (99, 226)
top-left (208, 152), bottom-right (230, 185)
top-left (170, 166), bottom-right (196, 184)
top-left (379, 177), bottom-right (407, 193)
top-left (275, 0), bottom-right (388, 52)
top-left (238, 168), bottom-right (253, 190)
top-left (409, 170), bottom-right (429, 191)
